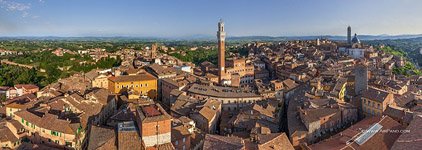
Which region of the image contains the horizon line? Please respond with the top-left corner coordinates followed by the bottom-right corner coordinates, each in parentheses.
top-left (1, 33), bottom-right (422, 39)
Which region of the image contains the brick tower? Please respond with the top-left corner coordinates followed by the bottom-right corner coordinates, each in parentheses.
top-left (217, 19), bottom-right (226, 83)
top-left (354, 60), bottom-right (368, 95)
top-left (151, 43), bottom-right (157, 58)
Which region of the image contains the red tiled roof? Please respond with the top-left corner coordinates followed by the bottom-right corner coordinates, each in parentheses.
top-left (308, 116), bottom-right (403, 150)
top-left (203, 134), bottom-right (245, 150)
top-left (391, 115), bottom-right (422, 150)
top-left (142, 105), bottom-right (162, 117)
top-left (108, 73), bottom-right (156, 82)
top-left (15, 84), bottom-right (39, 90)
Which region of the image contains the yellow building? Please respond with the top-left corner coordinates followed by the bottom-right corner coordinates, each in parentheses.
top-left (13, 110), bottom-right (80, 148)
top-left (108, 73), bottom-right (158, 100)
top-left (5, 103), bottom-right (25, 118)
top-left (330, 78), bottom-right (347, 101)
top-left (362, 88), bottom-right (394, 117)
top-left (92, 74), bottom-right (109, 89)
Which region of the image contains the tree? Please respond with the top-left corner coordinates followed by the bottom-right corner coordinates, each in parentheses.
top-left (0, 94), bottom-right (6, 102)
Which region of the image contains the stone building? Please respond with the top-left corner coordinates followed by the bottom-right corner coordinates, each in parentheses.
top-left (135, 103), bottom-right (173, 148)
top-left (362, 88), bottom-right (395, 117)
top-left (186, 84), bottom-right (262, 111)
top-left (189, 99), bottom-right (221, 134)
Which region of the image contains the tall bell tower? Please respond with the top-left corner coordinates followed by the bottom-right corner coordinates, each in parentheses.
top-left (347, 26), bottom-right (352, 45)
top-left (217, 19), bottom-right (226, 83)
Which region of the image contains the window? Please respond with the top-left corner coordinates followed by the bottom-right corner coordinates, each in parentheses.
top-left (183, 137), bottom-right (186, 142)
top-left (51, 131), bottom-right (60, 136)
top-left (175, 141), bottom-right (178, 145)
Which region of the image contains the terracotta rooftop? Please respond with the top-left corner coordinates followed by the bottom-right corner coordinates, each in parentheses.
top-left (308, 116), bottom-right (403, 150)
top-left (148, 63), bottom-right (177, 76)
top-left (0, 124), bottom-right (19, 143)
top-left (171, 125), bottom-right (191, 141)
top-left (15, 84), bottom-right (39, 90)
top-left (14, 110), bottom-right (77, 134)
top-left (117, 121), bottom-right (142, 150)
top-left (85, 69), bottom-right (100, 81)
top-left (203, 134), bottom-right (245, 150)
top-left (248, 132), bottom-right (295, 150)
top-left (108, 73), bottom-right (156, 82)
top-left (0, 86), bottom-right (9, 91)
top-left (141, 105), bottom-right (162, 117)
top-left (362, 88), bottom-right (391, 103)
top-left (87, 125), bottom-right (116, 150)
top-left (391, 115), bottom-right (422, 150)
top-left (188, 84), bottom-right (261, 98)
top-left (300, 107), bottom-right (340, 123)
top-left (137, 103), bottom-right (172, 123)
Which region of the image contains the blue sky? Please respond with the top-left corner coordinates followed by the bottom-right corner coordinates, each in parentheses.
top-left (1, 0), bottom-right (422, 37)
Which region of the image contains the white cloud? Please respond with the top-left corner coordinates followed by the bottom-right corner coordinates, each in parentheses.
top-left (0, 0), bottom-right (39, 18)
top-left (0, 0), bottom-right (31, 12)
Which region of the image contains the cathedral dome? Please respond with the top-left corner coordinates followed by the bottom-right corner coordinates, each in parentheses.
top-left (352, 33), bottom-right (360, 44)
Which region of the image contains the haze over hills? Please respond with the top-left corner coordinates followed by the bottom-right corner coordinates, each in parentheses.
top-left (1, 34), bottom-right (422, 41)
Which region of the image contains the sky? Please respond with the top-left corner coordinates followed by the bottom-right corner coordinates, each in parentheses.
top-left (1, 0), bottom-right (422, 37)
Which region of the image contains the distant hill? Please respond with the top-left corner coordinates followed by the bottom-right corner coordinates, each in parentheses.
top-left (227, 34), bottom-right (422, 42)
top-left (1, 34), bottom-right (422, 41)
